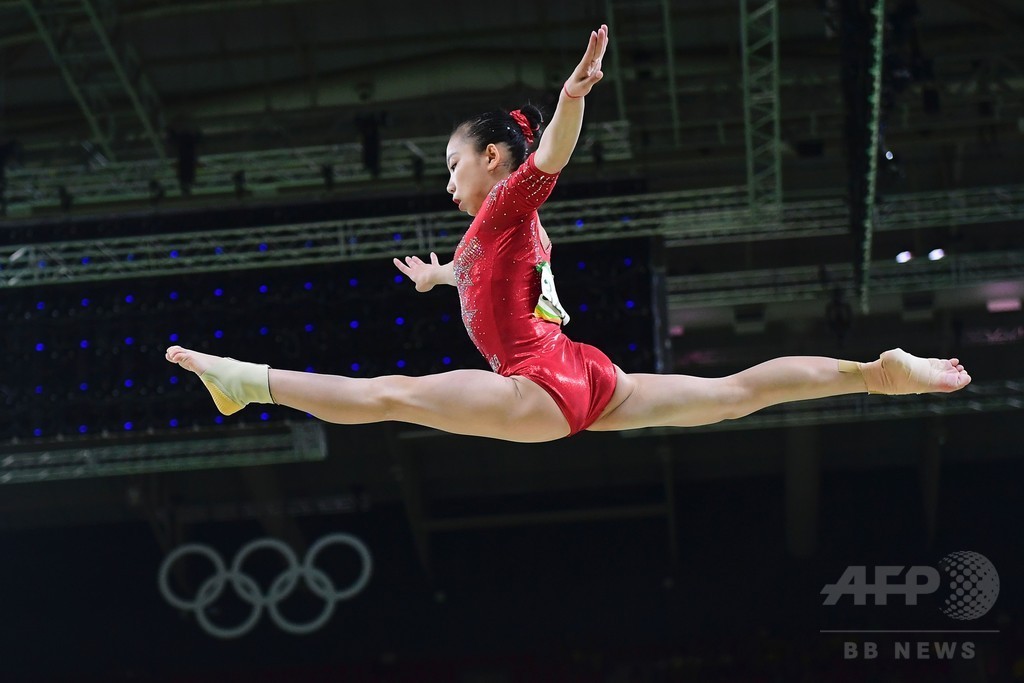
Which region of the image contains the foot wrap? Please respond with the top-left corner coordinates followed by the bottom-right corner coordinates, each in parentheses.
top-left (200, 358), bottom-right (273, 415)
top-left (838, 348), bottom-right (944, 395)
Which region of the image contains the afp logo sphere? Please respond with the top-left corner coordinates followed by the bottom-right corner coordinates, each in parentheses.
top-left (937, 551), bottom-right (1000, 620)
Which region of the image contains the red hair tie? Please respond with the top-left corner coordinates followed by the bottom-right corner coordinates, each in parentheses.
top-left (509, 110), bottom-right (535, 145)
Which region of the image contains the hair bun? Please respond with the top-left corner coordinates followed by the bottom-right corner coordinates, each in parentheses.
top-left (517, 104), bottom-right (544, 133)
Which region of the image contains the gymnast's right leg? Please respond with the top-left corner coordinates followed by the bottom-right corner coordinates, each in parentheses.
top-left (165, 346), bottom-right (570, 443)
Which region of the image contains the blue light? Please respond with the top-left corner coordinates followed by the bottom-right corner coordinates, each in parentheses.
top-left (623, 257), bottom-right (633, 267)
top-left (37, 260), bottom-right (46, 268)
top-left (393, 275), bottom-right (403, 283)
top-left (441, 313), bottom-right (451, 323)
top-left (79, 382), bottom-right (88, 391)
top-left (35, 342), bottom-right (44, 352)
top-left (36, 301), bottom-right (45, 310)
top-left (396, 360), bottom-right (406, 368)
top-left (350, 362), bottom-right (360, 372)
top-left (33, 428), bottom-right (42, 437)
top-left (80, 339), bottom-right (89, 349)
top-left (260, 412), bottom-right (270, 421)
top-left (34, 386), bottom-right (43, 394)
top-left (169, 291), bottom-right (179, 300)
top-left (349, 278), bottom-right (358, 287)
top-left (304, 323), bottom-right (314, 332)
top-left (78, 425), bottom-right (88, 434)
top-left (259, 243), bottom-right (268, 251)
top-left (628, 343), bottom-right (638, 351)
top-left (579, 304), bottom-right (588, 312)
top-left (442, 356), bottom-right (452, 365)
top-left (214, 288), bottom-right (223, 297)
top-left (124, 379), bottom-right (133, 388)
top-left (575, 219), bottom-right (584, 228)
top-left (305, 366), bottom-right (314, 373)
top-left (304, 240), bottom-right (314, 248)
top-left (125, 294), bottom-right (134, 303)
top-left (81, 256), bottom-right (90, 265)
top-left (124, 422), bottom-right (133, 431)
top-left (215, 246), bottom-right (224, 255)
top-left (259, 285), bottom-right (268, 293)
top-left (169, 250), bottom-right (179, 259)
top-left (169, 333), bottom-right (179, 342)
top-left (169, 418), bottom-right (179, 428)
top-left (81, 298), bottom-right (90, 307)
top-left (304, 282), bottom-right (313, 290)
top-left (577, 261), bottom-right (586, 270)
top-left (393, 233), bottom-right (403, 241)
top-left (124, 337), bottom-right (134, 345)
top-left (621, 216), bottom-right (632, 223)
top-left (126, 254), bottom-right (135, 262)
top-left (169, 376), bottom-right (179, 385)
top-left (259, 326), bottom-right (269, 336)
top-left (214, 415), bottom-right (224, 424)
top-left (349, 320), bottom-right (359, 329)
top-left (626, 300), bottom-right (635, 309)
top-left (214, 330), bottom-right (224, 339)
top-left (395, 317), bottom-right (405, 326)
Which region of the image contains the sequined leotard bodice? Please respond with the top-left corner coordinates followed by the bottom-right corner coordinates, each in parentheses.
top-left (452, 153), bottom-right (618, 435)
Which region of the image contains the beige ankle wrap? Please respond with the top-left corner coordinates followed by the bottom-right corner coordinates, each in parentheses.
top-left (200, 358), bottom-right (273, 415)
top-left (838, 349), bottom-right (930, 395)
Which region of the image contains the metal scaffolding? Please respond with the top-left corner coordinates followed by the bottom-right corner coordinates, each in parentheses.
top-left (0, 422), bottom-right (326, 484)
top-left (605, 0), bottom-right (681, 144)
top-left (739, 0), bottom-right (782, 210)
top-left (667, 250), bottom-right (1024, 308)
top-left (2, 183), bottom-right (1022, 290)
top-left (20, 0), bottom-right (167, 161)
top-left (2, 122), bottom-right (632, 216)
top-left (859, 0), bottom-right (887, 312)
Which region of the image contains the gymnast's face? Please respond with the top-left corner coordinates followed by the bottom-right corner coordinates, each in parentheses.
top-left (445, 133), bottom-right (508, 217)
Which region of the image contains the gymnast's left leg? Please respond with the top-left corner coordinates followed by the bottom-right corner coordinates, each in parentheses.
top-left (588, 349), bottom-right (971, 432)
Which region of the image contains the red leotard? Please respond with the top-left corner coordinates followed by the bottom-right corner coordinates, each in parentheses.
top-left (452, 153), bottom-right (618, 435)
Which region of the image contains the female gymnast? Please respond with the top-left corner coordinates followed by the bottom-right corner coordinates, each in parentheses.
top-left (166, 24), bottom-right (970, 442)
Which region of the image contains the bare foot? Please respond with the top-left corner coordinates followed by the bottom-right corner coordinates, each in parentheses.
top-left (862, 348), bottom-right (972, 395)
top-left (165, 345), bottom-right (221, 377)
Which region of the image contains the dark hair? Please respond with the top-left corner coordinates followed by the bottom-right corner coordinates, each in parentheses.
top-left (453, 104), bottom-right (544, 171)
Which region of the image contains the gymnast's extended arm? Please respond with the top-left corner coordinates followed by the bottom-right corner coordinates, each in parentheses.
top-left (533, 23), bottom-right (608, 175)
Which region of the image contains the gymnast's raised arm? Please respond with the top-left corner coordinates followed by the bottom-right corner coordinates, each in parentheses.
top-left (533, 23), bottom-right (608, 175)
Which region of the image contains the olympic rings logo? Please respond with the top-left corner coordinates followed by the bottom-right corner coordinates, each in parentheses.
top-left (158, 533), bottom-right (372, 639)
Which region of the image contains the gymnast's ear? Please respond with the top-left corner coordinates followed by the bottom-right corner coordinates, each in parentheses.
top-left (484, 143), bottom-right (505, 172)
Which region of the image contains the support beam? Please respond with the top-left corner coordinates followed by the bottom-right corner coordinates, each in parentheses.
top-left (660, 0), bottom-right (681, 145)
top-left (20, 0), bottom-right (118, 160)
top-left (739, 0), bottom-right (782, 211)
top-left (19, 0), bottom-right (167, 161)
top-left (606, 0), bottom-right (680, 144)
top-left (79, 0), bottom-right (167, 161)
top-left (603, 0), bottom-right (628, 123)
top-left (859, 0), bottom-right (886, 313)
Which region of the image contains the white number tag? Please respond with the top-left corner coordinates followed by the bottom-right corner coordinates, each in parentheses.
top-left (533, 261), bottom-right (571, 325)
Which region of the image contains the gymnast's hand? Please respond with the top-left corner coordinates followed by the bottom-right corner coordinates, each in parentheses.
top-left (563, 23), bottom-right (608, 98)
top-left (393, 252), bottom-right (455, 292)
